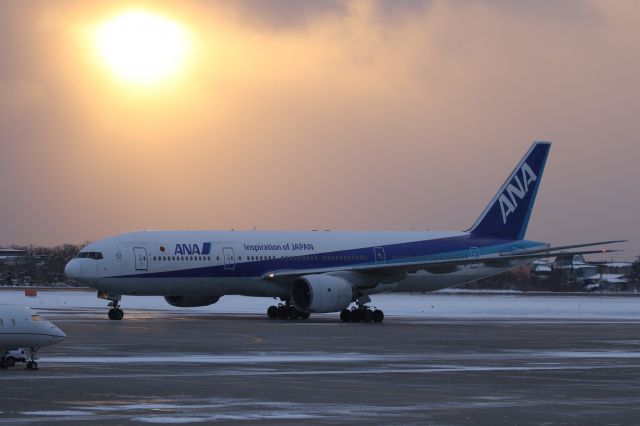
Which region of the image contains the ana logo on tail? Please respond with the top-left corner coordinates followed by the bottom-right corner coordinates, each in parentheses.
top-left (498, 162), bottom-right (537, 224)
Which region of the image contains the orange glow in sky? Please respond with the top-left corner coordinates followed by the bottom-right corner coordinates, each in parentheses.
top-left (94, 10), bottom-right (191, 86)
top-left (0, 1), bottom-right (638, 257)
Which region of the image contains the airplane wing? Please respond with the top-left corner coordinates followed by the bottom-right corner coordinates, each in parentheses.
top-left (264, 242), bottom-right (624, 282)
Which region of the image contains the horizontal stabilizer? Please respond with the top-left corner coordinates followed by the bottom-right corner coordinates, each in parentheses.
top-left (501, 240), bottom-right (627, 256)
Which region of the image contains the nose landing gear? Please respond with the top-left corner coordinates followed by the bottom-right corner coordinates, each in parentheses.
top-left (25, 348), bottom-right (38, 370)
top-left (98, 291), bottom-right (124, 320)
top-left (107, 304), bottom-right (124, 321)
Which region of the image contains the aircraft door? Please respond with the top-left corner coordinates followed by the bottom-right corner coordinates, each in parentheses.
top-left (222, 247), bottom-right (235, 270)
top-left (374, 247), bottom-right (386, 264)
top-left (133, 247), bottom-right (148, 271)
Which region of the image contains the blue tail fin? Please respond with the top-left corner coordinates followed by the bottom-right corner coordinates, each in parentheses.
top-left (467, 141), bottom-right (551, 240)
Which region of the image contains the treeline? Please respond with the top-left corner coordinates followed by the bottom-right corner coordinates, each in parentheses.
top-left (0, 244), bottom-right (83, 286)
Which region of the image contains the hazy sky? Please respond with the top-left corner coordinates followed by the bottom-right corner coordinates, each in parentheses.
top-left (0, 1), bottom-right (638, 258)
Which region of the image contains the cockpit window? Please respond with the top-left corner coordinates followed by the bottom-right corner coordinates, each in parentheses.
top-left (32, 315), bottom-right (44, 321)
top-left (76, 251), bottom-right (103, 260)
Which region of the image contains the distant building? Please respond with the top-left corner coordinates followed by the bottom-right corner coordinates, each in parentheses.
top-left (583, 274), bottom-right (629, 291)
top-left (553, 254), bottom-right (598, 283)
top-left (531, 259), bottom-right (553, 280)
top-left (599, 262), bottom-right (632, 275)
top-left (0, 249), bottom-right (26, 264)
top-left (530, 254), bottom-right (634, 291)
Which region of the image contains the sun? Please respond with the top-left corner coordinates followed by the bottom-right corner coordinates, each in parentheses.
top-left (95, 10), bottom-right (191, 86)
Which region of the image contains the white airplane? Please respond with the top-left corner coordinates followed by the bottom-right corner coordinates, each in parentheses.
top-left (0, 305), bottom-right (67, 369)
top-left (65, 141), bottom-right (623, 322)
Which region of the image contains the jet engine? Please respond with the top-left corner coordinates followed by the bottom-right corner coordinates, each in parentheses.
top-left (292, 274), bottom-right (355, 313)
top-left (163, 295), bottom-right (220, 307)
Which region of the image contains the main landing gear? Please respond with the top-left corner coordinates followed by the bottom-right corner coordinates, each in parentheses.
top-left (267, 302), bottom-right (310, 320)
top-left (340, 304), bottom-right (384, 323)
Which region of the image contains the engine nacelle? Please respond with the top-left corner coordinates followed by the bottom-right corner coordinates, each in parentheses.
top-left (164, 295), bottom-right (220, 307)
top-left (292, 274), bottom-right (355, 313)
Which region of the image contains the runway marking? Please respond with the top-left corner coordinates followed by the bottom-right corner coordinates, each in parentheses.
top-left (22, 410), bottom-right (87, 416)
top-left (11, 397), bottom-right (536, 424)
top-left (2, 362), bottom-right (640, 382)
top-left (223, 333), bottom-right (263, 343)
top-left (13, 394), bottom-right (640, 425)
top-left (40, 349), bottom-right (640, 364)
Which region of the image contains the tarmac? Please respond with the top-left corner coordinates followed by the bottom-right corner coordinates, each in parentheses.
top-left (2, 304), bottom-right (640, 425)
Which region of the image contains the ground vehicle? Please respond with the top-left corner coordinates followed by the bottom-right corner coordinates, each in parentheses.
top-left (2, 349), bottom-right (27, 367)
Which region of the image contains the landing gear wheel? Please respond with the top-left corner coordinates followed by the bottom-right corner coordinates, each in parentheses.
top-left (105, 295), bottom-right (124, 321)
top-left (26, 361), bottom-right (38, 370)
top-left (5, 357), bottom-right (15, 367)
top-left (343, 305), bottom-right (384, 324)
top-left (363, 309), bottom-right (374, 323)
top-left (0, 358), bottom-right (7, 369)
top-left (350, 308), bottom-right (362, 323)
top-left (108, 308), bottom-right (124, 320)
top-left (269, 302), bottom-right (310, 320)
top-left (340, 309), bottom-right (351, 322)
top-left (267, 305), bottom-right (278, 319)
top-left (277, 305), bottom-right (289, 319)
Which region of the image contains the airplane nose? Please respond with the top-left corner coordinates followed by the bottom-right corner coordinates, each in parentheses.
top-left (65, 259), bottom-right (81, 279)
top-left (52, 325), bottom-right (67, 342)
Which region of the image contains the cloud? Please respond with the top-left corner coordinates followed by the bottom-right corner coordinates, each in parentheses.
top-left (0, 0), bottom-right (638, 256)
top-left (210, 0), bottom-right (347, 31)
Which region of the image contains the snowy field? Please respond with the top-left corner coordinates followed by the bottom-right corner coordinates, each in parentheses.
top-left (2, 288), bottom-right (640, 320)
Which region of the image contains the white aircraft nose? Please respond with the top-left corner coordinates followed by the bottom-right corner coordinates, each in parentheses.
top-left (52, 325), bottom-right (67, 341)
top-left (64, 259), bottom-right (81, 279)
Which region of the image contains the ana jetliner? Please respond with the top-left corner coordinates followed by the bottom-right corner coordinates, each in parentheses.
top-left (65, 142), bottom-right (623, 322)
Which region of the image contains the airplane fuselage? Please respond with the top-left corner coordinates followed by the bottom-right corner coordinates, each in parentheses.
top-left (66, 230), bottom-right (546, 298)
top-left (0, 306), bottom-right (66, 352)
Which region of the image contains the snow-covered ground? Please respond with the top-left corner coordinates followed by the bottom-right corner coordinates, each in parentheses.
top-left (2, 289), bottom-right (640, 319)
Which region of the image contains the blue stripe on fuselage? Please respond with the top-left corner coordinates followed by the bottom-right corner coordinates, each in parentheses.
top-left (107, 235), bottom-right (544, 280)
